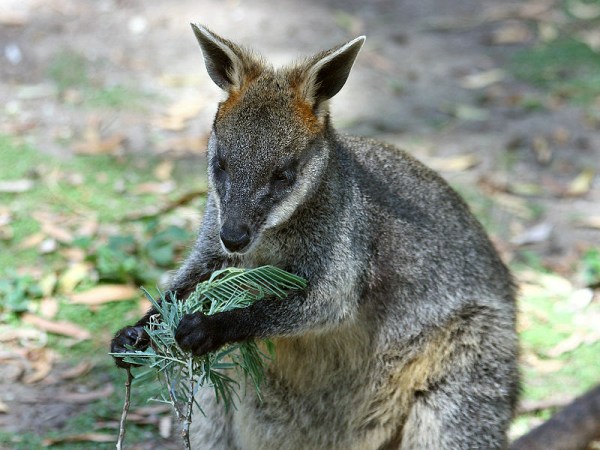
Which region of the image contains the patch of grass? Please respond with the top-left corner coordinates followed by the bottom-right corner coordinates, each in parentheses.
top-left (48, 51), bottom-right (89, 92)
top-left (46, 50), bottom-right (150, 111)
top-left (52, 300), bottom-right (143, 357)
top-left (0, 431), bottom-right (44, 450)
top-left (518, 269), bottom-right (600, 403)
top-left (580, 247), bottom-right (600, 285)
top-left (509, 38), bottom-right (600, 104)
top-left (84, 85), bottom-right (152, 110)
top-left (0, 133), bottom-right (207, 447)
top-left (0, 362), bottom-right (167, 450)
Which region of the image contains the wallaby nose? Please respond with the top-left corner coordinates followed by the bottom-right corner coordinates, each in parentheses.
top-left (220, 224), bottom-right (252, 253)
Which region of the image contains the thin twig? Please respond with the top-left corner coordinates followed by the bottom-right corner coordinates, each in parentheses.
top-left (116, 367), bottom-right (133, 450)
top-left (122, 188), bottom-right (207, 221)
top-left (181, 359), bottom-right (195, 450)
top-left (165, 371), bottom-right (184, 422)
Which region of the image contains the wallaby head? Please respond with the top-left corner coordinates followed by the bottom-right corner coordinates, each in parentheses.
top-left (191, 24), bottom-right (365, 255)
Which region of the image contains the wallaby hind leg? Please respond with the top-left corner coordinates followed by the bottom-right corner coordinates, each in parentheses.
top-left (399, 371), bottom-right (516, 450)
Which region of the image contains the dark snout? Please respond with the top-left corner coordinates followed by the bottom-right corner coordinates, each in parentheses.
top-left (220, 222), bottom-right (252, 253)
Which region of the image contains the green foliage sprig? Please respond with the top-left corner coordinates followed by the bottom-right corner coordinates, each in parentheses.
top-left (111, 266), bottom-right (306, 449)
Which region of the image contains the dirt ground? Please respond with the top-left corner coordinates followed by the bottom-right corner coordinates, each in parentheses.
top-left (1, 0), bottom-right (599, 447)
top-left (2, 0), bottom-right (598, 241)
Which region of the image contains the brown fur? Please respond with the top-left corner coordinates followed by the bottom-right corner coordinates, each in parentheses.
top-left (293, 94), bottom-right (324, 134)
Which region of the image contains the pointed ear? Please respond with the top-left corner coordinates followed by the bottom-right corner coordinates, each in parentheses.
top-left (303, 36), bottom-right (365, 106)
top-left (191, 24), bottom-right (262, 91)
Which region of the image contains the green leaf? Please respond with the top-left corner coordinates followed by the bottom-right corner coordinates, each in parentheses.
top-left (117, 266), bottom-right (306, 422)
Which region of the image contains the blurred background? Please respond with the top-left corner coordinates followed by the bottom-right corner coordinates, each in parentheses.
top-left (1, 0), bottom-right (599, 448)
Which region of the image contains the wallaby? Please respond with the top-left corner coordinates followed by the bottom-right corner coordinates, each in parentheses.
top-left (111, 24), bottom-right (519, 450)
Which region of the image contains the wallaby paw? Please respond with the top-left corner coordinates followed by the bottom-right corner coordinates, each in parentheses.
top-left (111, 325), bottom-right (150, 368)
top-left (175, 312), bottom-right (222, 356)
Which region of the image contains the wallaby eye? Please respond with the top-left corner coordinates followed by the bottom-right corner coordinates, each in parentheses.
top-left (214, 155), bottom-right (228, 174)
top-left (272, 168), bottom-right (295, 187)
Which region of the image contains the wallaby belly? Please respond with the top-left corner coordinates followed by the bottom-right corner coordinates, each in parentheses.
top-left (188, 319), bottom-right (453, 450)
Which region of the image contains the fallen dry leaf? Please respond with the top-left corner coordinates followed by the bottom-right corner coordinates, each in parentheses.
top-left (564, 168), bottom-right (595, 197)
top-left (493, 193), bottom-right (533, 218)
top-left (154, 160), bottom-right (174, 181)
top-left (159, 73), bottom-right (204, 87)
top-left (490, 22), bottom-right (532, 45)
top-left (538, 22), bottom-right (558, 43)
top-left (509, 182), bottom-right (544, 197)
top-left (578, 30), bottom-right (600, 52)
top-left (0, 327), bottom-right (45, 346)
top-left (532, 135), bottom-right (552, 165)
top-left (0, 208), bottom-right (12, 240)
top-left (139, 297), bottom-right (152, 315)
top-left (567, 0), bottom-right (600, 19)
top-left (58, 361), bottom-right (94, 380)
top-left (546, 328), bottom-right (600, 358)
top-left (522, 351), bottom-right (565, 373)
top-left (515, 1), bottom-right (554, 20)
top-left (537, 272), bottom-right (574, 296)
top-left (567, 288), bottom-right (594, 311)
top-left (546, 333), bottom-right (584, 358)
top-left (0, 208), bottom-right (11, 223)
top-left (0, 8), bottom-right (29, 26)
top-left (0, 179), bottom-right (34, 193)
top-left (39, 273), bottom-right (58, 298)
top-left (69, 284), bottom-right (139, 305)
top-left (76, 218), bottom-right (99, 237)
top-left (0, 225), bottom-right (12, 240)
top-left (61, 383), bottom-right (114, 403)
top-left (74, 133), bottom-right (124, 155)
top-left (575, 215), bottom-right (600, 229)
top-left (41, 222), bottom-right (73, 244)
top-left (58, 263), bottom-right (90, 294)
top-left (132, 181), bottom-right (176, 195)
top-left (123, 188), bottom-right (207, 221)
top-left (157, 134), bottom-right (209, 155)
top-left (154, 95), bottom-right (204, 131)
top-left (42, 433), bottom-right (115, 446)
top-left (23, 347), bottom-right (55, 384)
top-left (60, 247), bottom-right (87, 262)
top-left (72, 119), bottom-right (124, 155)
top-left (517, 394), bottom-right (575, 415)
top-left (159, 415), bottom-right (173, 438)
top-left (21, 313), bottom-right (91, 340)
top-left (132, 405), bottom-right (172, 415)
top-left (453, 104), bottom-right (489, 121)
top-left (39, 297), bottom-right (59, 319)
top-left (551, 127), bottom-right (570, 146)
top-left (511, 222), bottom-right (553, 246)
top-left (1, 360), bottom-right (25, 383)
top-left (426, 154), bottom-right (479, 172)
top-left (460, 69), bottom-right (506, 89)
top-left (19, 232), bottom-right (46, 249)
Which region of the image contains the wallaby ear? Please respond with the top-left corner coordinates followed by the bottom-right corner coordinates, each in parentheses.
top-left (304, 36), bottom-right (365, 106)
top-left (191, 24), bottom-right (261, 91)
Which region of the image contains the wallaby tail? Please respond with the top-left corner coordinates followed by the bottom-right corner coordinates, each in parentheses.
top-left (511, 384), bottom-right (600, 450)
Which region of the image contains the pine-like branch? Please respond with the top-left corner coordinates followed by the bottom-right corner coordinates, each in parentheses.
top-left (111, 266), bottom-right (306, 447)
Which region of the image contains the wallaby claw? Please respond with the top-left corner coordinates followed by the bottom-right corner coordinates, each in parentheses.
top-left (175, 312), bottom-right (223, 356)
top-left (111, 325), bottom-right (150, 368)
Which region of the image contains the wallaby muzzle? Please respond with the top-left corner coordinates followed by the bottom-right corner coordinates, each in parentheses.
top-left (219, 221), bottom-right (252, 253)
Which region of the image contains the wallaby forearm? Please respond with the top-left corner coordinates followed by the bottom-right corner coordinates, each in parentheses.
top-left (213, 291), bottom-right (348, 342)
